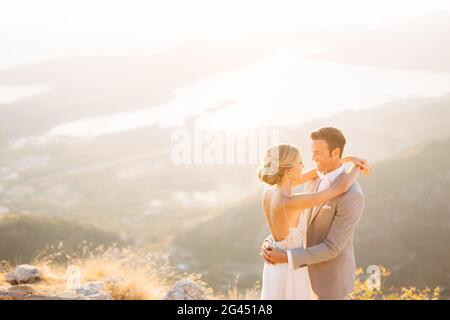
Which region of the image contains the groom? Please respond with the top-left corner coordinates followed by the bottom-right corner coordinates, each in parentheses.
top-left (261, 127), bottom-right (365, 300)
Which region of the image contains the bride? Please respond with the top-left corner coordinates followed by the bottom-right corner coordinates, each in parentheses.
top-left (257, 143), bottom-right (368, 300)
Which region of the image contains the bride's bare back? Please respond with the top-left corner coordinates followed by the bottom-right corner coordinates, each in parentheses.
top-left (262, 188), bottom-right (300, 242)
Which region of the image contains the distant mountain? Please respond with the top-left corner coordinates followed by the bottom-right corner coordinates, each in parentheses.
top-left (1, 37), bottom-right (450, 250)
top-left (282, 95), bottom-right (450, 165)
top-left (173, 138), bottom-right (450, 295)
top-left (0, 42), bottom-right (266, 142)
top-left (356, 139), bottom-right (450, 291)
top-left (1, 95), bottom-right (450, 244)
top-left (0, 213), bottom-right (123, 263)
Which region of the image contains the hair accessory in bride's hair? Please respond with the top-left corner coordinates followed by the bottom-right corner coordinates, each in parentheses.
top-left (258, 144), bottom-right (300, 185)
top-left (262, 156), bottom-right (279, 176)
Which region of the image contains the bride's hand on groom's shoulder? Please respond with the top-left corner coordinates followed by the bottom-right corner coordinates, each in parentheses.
top-left (343, 155), bottom-right (372, 177)
top-left (360, 163), bottom-right (372, 177)
top-left (357, 159), bottom-right (372, 177)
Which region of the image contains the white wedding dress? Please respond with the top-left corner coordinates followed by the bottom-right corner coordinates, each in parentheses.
top-left (260, 213), bottom-right (312, 300)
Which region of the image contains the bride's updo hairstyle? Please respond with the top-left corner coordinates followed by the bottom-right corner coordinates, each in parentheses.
top-left (258, 144), bottom-right (301, 185)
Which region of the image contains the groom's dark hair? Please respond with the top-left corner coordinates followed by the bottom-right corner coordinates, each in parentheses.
top-left (310, 127), bottom-right (346, 158)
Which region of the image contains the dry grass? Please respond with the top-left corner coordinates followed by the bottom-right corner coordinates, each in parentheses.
top-left (350, 266), bottom-right (440, 300)
top-left (0, 261), bottom-right (13, 292)
top-left (1, 242), bottom-right (258, 300)
top-left (213, 277), bottom-right (261, 300)
top-left (1, 242), bottom-right (217, 300)
top-left (79, 256), bottom-right (167, 299)
top-left (26, 242), bottom-right (183, 299)
top-left (0, 245), bottom-right (442, 300)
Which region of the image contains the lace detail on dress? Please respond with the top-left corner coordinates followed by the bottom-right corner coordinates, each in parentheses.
top-left (272, 213), bottom-right (307, 250)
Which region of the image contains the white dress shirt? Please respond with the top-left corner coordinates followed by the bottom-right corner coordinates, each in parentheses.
top-left (287, 165), bottom-right (345, 268)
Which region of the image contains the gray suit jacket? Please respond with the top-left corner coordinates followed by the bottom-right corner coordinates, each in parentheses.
top-left (291, 174), bottom-right (364, 299)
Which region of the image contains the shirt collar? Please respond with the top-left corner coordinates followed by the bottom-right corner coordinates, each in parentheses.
top-left (318, 164), bottom-right (345, 183)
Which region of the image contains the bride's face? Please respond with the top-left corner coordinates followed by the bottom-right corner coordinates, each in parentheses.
top-left (289, 159), bottom-right (304, 183)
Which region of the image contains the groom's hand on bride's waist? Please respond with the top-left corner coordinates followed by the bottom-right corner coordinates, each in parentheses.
top-left (262, 240), bottom-right (272, 250)
top-left (260, 241), bottom-right (271, 263)
top-left (261, 247), bottom-right (288, 264)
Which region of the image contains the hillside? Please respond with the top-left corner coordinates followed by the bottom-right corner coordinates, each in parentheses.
top-left (1, 95), bottom-right (450, 245)
top-left (0, 214), bottom-right (123, 263)
top-left (173, 138), bottom-right (450, 296)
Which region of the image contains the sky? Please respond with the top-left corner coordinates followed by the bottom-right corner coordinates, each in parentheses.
top-left (1, 0), bottom-right (450, 69)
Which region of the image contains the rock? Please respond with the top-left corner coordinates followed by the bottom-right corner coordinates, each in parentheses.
top-left (7, 285), bottom-right (35, 295)
top-left (4, 273), bottom-right (16, 284)
top-left (0, 290), bottom-right (75, 300)
top-left (164, 279), bottom-right (209, 300)
top-left (74, 281), bottom-right (112, 300)
top-left (5, 264), bottom-right (40, 285)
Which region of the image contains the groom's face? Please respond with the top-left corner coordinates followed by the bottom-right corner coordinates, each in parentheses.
top-left (311, 139), bottom-right (339, 172)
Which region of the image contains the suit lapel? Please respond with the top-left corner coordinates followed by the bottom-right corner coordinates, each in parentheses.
top-left (309, 201), bottom-right (327, 227)
top-left (307, 178), bottom-right (321, 226)
top-left (308, 170), bottom-right (346, 226)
